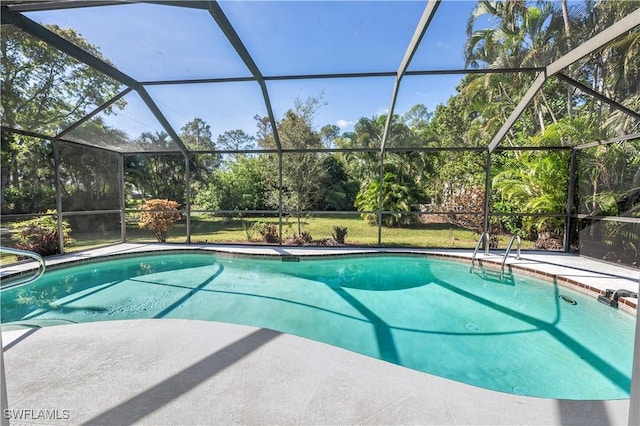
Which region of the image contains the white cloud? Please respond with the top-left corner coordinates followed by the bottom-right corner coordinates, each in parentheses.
top-left (336, 119), bottom-right (354, 129)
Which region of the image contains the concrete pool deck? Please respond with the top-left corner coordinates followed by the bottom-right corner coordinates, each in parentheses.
top-left (1, 319), bottom-right (632, 426)
top-left (1, 244), bottom-right (638, 425)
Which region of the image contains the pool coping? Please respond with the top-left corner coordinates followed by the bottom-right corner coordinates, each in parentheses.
top-left (2, 243), bottom-right (638, 314)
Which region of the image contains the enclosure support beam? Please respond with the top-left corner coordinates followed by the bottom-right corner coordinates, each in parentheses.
top-left (548, 8), bottom-right (640, 75)
top-left (207, 1), bottom-right (283, 152)
top-left (375, 0), bottom-right (439, 247)
top-left (1, 126), bottom-right (119, 155)
top-left (6, 1), bottom-right (127, 13)
top-left (278, 152), bottom-right (283, 245)
top-left (483, 151), bottom-right (492, 245)
top-left (380, 0), bottom-right (440, 154)
top-left (2, 8), bottom-right (189, 155)
top-left (118, 154), bottom-right (127, 243)
top-left (564, 150), bottom-right (577, 253)
top-left (56, 88), bottom-right (133, 139)
top-left (630, 286), bottom-right (640, 425)
top-left (185, 156), bottom-right (191, 244)
top-left (574, 132), bottom-right (640, 150)
top-left (488, 72), bottom-right (546, 153)
top-left (489, 7), bottom-right (640, 153)
top-left (53, 142), bottom-right (65, 254)
top-left (376, 152), bottom-right (385, 247)
top-left (555, 74), bottom-right (640, 122)
top-left (1, 7), bottom-right (138, 88)
top-left (136, 86), bottom-right (189, 155)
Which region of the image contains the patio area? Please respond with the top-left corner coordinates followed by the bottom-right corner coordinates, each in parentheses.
top-left (2, 318), bottom-right (632, 426)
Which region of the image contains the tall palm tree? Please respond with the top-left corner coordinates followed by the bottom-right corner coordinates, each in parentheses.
top-left (464, 1), bottom-right (573, 137)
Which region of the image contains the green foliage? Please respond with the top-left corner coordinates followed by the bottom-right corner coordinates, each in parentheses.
top-left (316, 155), bottom-right (359, 211)
top-left (217, 129), bottom-right (255, 154)
top-left (195, 156), bottom-right (269, 212)
top-left (256, 96), bottom-right (326, 234)
top-left (10, 213), bottom-right (72, 256)
top-left (138, 199), bottom-right (182, 242)
top-left (355, 172), bottom-right (417, 227)
top-left (125, 151), bottom-right (188, 204)
top-left (1, 25), bottom-right (123, 215)
top-left (242, 220), bottom-right (263, 242)
top-left (331, 226), bottom-right (348, 244)
top-left (59, 144), bottom-right (120, 211)
top-left (493, 151), bottom-right (569, 236)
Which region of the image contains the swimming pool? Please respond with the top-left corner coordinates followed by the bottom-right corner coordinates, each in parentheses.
top-left (0, 252), bottom-right (635, 400)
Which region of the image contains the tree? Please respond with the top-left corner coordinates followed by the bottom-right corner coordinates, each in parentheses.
top-left (125, 132), bottom-right (186, 204)
top-left (1, 24), bottom-right (123, 214)
top-left (255, 96), bottom-right (326, 235)
top-left (316, 155), bottom-right (359, 211)
top-left (180, 118), bottom-right (220, 184)
top-left (58, 143), bottom-right (120, 212)
top-left (464, 1), bottom-right (569, 135)
top-left (492, 151), bottom-right (569, 243)
top-left (217, 129), bottom-right (255, 160)
top-left (194, 156), bottom-right (269, 212)
top-left (355, 172), bottom-right (418, 227)
top-left (319, 124), bottom-right (340, 148)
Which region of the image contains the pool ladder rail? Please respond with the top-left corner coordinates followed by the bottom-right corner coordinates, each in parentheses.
top-left (500, 235), bottom-right (521, 280)
top-left (470, 233), bottom-right (521, 281)
top-left (0, 246), bottom-right (46, 291)
top-left (469, 232), bottom-right (490, 272)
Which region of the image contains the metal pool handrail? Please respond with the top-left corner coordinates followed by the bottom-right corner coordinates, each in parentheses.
top-left (470, 232), bottom-right (490, 272)
top-left (500, 235), bottom-right (521, 280)
top-left (0, 246), bottom-right (46, 291)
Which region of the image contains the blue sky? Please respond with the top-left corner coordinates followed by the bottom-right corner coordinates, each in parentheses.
top-left (25, 1), bottom-right (478, 143)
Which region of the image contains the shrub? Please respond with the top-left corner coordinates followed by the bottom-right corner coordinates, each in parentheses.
top-left (284, 232), bottom-right (313, 246)
top-left (258, 223), bottom-right (280, 243)
top-left (243, 220), bottom-right (261, 242)
top-left (10, 213), bottom-right (72, 256)
top-left (138, 199), bottom-right (181, 242)
top-left (331, 226), bottom-right (348, 245)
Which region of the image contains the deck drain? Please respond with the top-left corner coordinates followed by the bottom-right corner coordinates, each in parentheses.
top-left (559, 295), bottom-right (577, 305)
top-left (466, 323), bottom-right (480, 332)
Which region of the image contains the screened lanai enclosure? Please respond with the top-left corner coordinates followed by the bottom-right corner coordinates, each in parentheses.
top-left (1, 1), bottom-right (639, 268)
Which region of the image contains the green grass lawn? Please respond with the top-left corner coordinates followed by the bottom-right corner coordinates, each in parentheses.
top-left (1, 214), bottom-right (535, 266)
top-left (129, 213), bottom-right (534, 249)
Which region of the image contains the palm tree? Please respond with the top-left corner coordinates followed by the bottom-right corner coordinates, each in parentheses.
top-left (464, 1), bottom-right (571, 136)
top-left (492, 151), bottom-right (569, 239)
top-left (355, 172), bottom-right (417, 227)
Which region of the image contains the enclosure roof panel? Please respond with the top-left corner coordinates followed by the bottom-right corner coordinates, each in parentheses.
top-left (63, 90), bottom-right (184, 153)
top-left (145, 81), bottom-right (268, 150)
top-left (2, 1), bottom-right (639, 155)
top-left (23, 3), bottom-right (253, 82)
top-left (217, 1), bottom-right (427, 76)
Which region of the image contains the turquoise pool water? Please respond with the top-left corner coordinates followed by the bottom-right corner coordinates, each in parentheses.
top-left (0, 252), bottom-right (635, 400)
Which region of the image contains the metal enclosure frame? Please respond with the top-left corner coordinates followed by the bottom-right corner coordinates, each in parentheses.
top-left (1, 2), bottom-right (640, 423)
